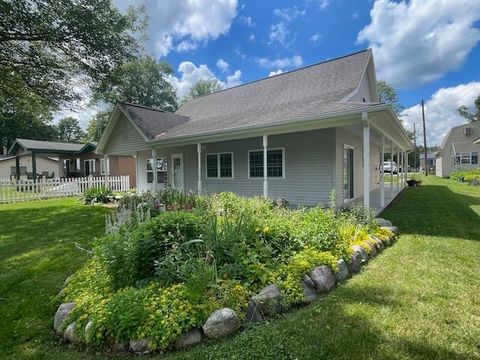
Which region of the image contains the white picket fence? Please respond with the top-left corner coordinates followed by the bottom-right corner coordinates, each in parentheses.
top-left (0, 176), bottom-right (130, 204)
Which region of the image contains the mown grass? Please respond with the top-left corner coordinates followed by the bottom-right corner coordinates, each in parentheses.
top-left (0, 177), bottom-right (479, 359)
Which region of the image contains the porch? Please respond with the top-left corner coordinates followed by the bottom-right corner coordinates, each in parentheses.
top-left (351, 187), bottom-right (403, 215)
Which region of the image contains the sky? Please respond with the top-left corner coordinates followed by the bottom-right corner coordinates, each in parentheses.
top-left (62, 0), bottom-right (480, 146)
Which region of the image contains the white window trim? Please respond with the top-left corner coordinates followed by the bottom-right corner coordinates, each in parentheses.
top-left (84, 159), bottom-right (95, 176)
top-left (205, 152), bottom-right (234, 179)
top-left (100, 158), bottom-right (110, 175)
top-left (456, 152), bottom-right (478, 165)
top-left (247, 147), bottom-right (285, 179)
top-left (146, 157), bottom-right (168, 184)
top-left (343, 144), bottom-right (354, 203)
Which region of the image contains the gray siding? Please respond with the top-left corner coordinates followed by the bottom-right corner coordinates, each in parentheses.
top-left (437, 122), bottom-right (480, 177)
top-left (104, 114), bottom-right (150, 154)
top-left (347, 72), bottom-right (372, 103)
top-left (137, 129), bottom-right (336, 206)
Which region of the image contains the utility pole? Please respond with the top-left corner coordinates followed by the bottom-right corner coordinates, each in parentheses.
top-left (421, 99), bottom-right (428, 176)
top-left (413, 122), bottom-right (417, 172)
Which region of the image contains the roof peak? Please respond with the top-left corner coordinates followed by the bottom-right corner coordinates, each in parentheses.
top-left (179, 48), bottom-right (372, 105)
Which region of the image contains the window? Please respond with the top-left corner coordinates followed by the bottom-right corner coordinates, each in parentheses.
top-left (84, 159), bottom-right (95, 176)
top-left (147, 157), bottom-right (167, 183)
top-left (456, 152), bottom-right (478, 165)
top-left (206, 152), bottom-right (233, 178)
top-left (472, 152), bottom-right (478, 165)
top-left (248, 148), bottom-right (284, 178)
top-left (100, 158), bottom-right (110, 175)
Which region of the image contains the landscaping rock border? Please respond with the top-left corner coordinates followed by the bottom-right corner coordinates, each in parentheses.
top-left (54, 220), bottom-right (398, 355)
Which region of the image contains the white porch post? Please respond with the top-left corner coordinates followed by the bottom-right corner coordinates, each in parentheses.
top-left (263, 135), bottom-right (268, 199)
top-left (405, 152), bottom-right (409, 186)
top-left (396, 147), bottom-right (400, 191)
top-left (362, 112), bottom-right (370, 208)
top-left (104, 154), bottom-right (109, 188)
top-left (390, 141), bottom-right (394, 193)
top-left (197, 143), bottom-right (202, 195)
top-left (399, 151), bottom-right (403, 187)
top-left (380, 135), bottom-right (385, 208)
top-left (151, 148), bottom-right (157, 192)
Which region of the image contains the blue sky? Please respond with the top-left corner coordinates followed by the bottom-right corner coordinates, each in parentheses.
top-left (72, 0), bottom-right (480, 145)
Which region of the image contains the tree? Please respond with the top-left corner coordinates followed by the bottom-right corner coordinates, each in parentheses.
top-left (0, 0), bottom-right (144, 109)
top-left (92, 57), bottom-right (178, 112)
top-left (458, 95), bottom-right (480, 123)
top-left (185, 79), bottom-right (223, 100)
top-left (377, 80), bottom-right (404, 114)
top-left (84, 111), bottom-right (111, 142)
top-left (56, 117), bottom-right (85, 142)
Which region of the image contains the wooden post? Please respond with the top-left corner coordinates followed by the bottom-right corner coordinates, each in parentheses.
top-left (197, 143), bottom-right (202, 195)
top-left (362, 112), bottom-right (370, 208)
top-left (263, 135), bottom-right (268, 199)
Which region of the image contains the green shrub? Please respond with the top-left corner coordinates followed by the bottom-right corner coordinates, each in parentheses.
top-left (81, 186), bottom-right (114, 205)
top-left (451, 168), bottom-right (480, 182)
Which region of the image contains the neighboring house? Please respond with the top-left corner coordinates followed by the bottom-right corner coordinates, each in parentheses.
top-left (8, 139), bottom-right (137, 187)
top-left (434, 122), bottom-right (480, 177)
top-left (419, 151), bottom-right (436, 175)
top-left (97, 49), bottom-right (412, 209)
top-left (0, 154), bottom-right (58, 179)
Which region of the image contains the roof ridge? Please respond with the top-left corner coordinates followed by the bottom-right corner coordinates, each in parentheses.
top-left (119, 101), bottom-right (168, 113)
top-left (178, 48), bottom-right (372, 106)
top-left (16, 138), bottom-right (86, 146)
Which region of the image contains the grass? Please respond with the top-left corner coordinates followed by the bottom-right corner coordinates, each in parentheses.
top-left (0, 177), bottom-right (479, 359)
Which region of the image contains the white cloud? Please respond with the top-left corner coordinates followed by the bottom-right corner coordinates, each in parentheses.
top-left (401, 82), bottom-right (480, 145)
top-left (256, 55), bottom-right (303, 69)
top-left (310, 33), bottom-right (323, 42)
top-left (249, 34), bottom-right (255, 42)
top-left (358, 0), bottom-right (480, 88)
top-left (318, 0), bottom-right (329, 10)
top-left (176, 40), bottom-right (197, 52)
top-left (216, 58), bottom-right (229, 72)
top-left (269, 6), bottom-right (305, 46)
top-left (168, 61), bottom-right (242, 99)
top-left (114, 0), bottom-right (238, 57)
top-left (239, 15), bottom-right (255, 27)
top-left (268, 70), bottom-right (284, 77)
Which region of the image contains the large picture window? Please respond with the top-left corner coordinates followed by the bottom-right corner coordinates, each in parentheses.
top-left (206, 152), bottom-right (233, 178)
top-left (455, 152), bottom-right (478, 165)
top-left (248, 148), bottom-right (284, 178)
top-left (147, 157), bottom-right (167, 183)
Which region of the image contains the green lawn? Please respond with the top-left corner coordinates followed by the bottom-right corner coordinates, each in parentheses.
top-left (0, 177), bottom-right (479, 360)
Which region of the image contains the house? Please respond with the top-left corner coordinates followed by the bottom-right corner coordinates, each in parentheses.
top-left (97, 49), bottom-right (412, 209)
top-left (434, 122), bottom-right (480, 177)
top-left (0, 154), bottom-right (58, 179)
top-left (8, 138), bottom-right (137, 187)
top-left (419, 151), bottom-right (436, 175)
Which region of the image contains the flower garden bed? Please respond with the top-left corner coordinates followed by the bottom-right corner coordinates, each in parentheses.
top-left (54, 189), bottom-right (398, 355)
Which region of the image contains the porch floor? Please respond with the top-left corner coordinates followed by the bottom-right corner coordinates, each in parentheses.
top-left (351, 186), bottom-right (404, 215)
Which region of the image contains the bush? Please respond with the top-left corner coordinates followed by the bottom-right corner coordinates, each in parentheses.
top-left (451, 168), bottom-right (480, 183)
top-left (81, 186), bottom-right (114, 205)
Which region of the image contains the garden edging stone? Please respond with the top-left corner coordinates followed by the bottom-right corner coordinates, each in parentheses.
top-left (335, 259), bottom-right (349, 281)
top-left (54, 302), bottom-right (75, 334)
top-left (310, 266), bottom-right (336, 294)
top-left (202, 308), bottom-right (241, 339)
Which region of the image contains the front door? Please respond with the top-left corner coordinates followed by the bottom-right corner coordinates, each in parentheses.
top-left (84, 159), bottom-right (95, 177)
top-left (343, 145), bottom-right (354, 202)
top-left (171, 153), bottom-right (184, 191)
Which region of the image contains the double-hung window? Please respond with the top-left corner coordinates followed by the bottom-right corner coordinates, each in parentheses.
top-left (206, 152), bottom-right (233, 178)
top-left (100, 158), bottom-right (110, 175)
top-left (147, 157), bottom-right (168, 183)
top-left (248, 148), bottom-right (284, 178)
top-left (472, 152), bottom-right (478, 165)
top-left (457, 152), bottom-right (478, 165)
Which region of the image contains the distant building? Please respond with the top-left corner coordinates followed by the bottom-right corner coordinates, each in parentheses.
top-left (419, 151), bottom-right (436, 175)
top-left (434, 122), bottom-right (480, 177)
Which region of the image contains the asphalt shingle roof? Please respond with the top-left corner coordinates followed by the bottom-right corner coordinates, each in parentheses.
top-left (118, 49), bottom-right (377, 141)
top-left (15, 139), bottom-right (86, 152)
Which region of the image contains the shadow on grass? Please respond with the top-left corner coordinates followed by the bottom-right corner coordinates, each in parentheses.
top-left (380, 185), bottom-right (480, 241)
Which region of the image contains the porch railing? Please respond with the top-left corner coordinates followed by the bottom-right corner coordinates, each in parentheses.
top-left (0, 176), bottom-right (130, 204)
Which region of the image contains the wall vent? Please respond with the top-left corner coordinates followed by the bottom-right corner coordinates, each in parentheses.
top-left (464, 127), bottom-right (473, 136)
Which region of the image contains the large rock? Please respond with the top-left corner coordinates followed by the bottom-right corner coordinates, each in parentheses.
top-left (381, 226), bottom-right (399, 236)
top-left (375, 218), bottom-right (392, 227)
top-left (301, 280), bottom-right (318, 303)
top-left (64, 322), bottom-right (80, 343)
top-left (251, 284), bottom-right (281, 315)
top-left (309, 266), bottom-right (335, 294)
top-left (54, 302), bottom-right (75, 334)
top-left (335, 259), bottom-right (349, 281)
top-left (245, 300), bottom-right (263, 324)
top-left (202, 308), bottom-right (241, 339)
top-left (84, 320), bottom-right (94, 342)
top-left (352, 245), bottom-right (369, 263)
top-left (302, 274), bottom-right (315, 289)
top-left (347, 252), bottom-right (362, 273)
top-left (363, 241), bottom-right (377, 257)
top-left (175, 328), bottom-right (202, 350)
top-left (129, 339), bottom-right (150, 354)
top-left (371, 236), bottom-right (385, 252)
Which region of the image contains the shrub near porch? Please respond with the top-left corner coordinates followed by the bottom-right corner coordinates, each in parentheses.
top-left (59, 191), bottom-right (393, 352)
